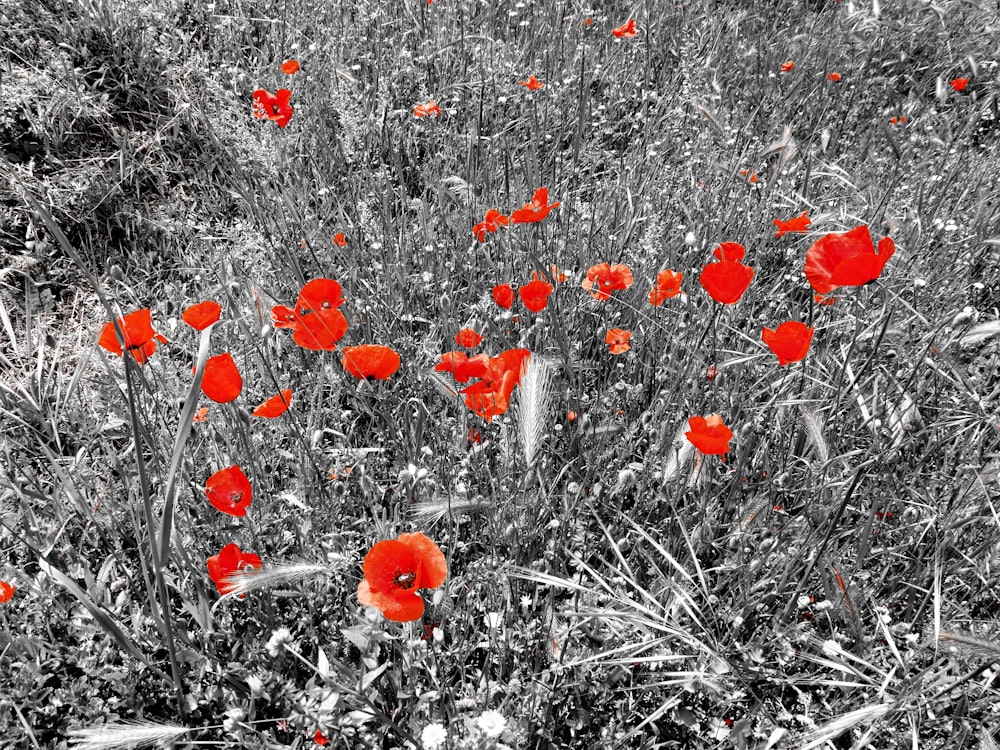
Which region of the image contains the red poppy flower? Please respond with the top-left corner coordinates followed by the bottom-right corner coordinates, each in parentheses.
top-left (252, 389), bottom-right (293, 418)
top-left (0, 580), bottom-right (15, 603)
top-left (341, 344), bottom-right (401, 380)
top-left (270, 305), bottom-right (298, 329)
top-left (890, 116), bottom-right (906, 125)
top-left (413, 101), bottom-right (441, 118)
top-left (804, 225), bottom-right (895, 294)
top-left (435, 351), bottom-right (489, 383)
top-left (252, 88), bottom-right (294, 128)
top-left (518, 75), bottom-right (544, 90)
top-left (460, 348), bottom-right (530, 422)
top-left (357, 532), bottom-right (448, 622)
top-left (605, 328), bottom-right (632, 354)
top-left (781, 61), bottom-right (795, 73)
top-left (98, 308), bottom-right (168, 365)
top-left (206, 543), bottom-right (262, 596)
top-left (296, 278), bottom-right (345, 313)
top-left (827, 72), bottom-right (841, 82)
top-left (699, 242), bottom-right (755, 304)
top-left (182, 300), bottom-right (222, 331)
top-left (473, 209), bottom-right (510, 242)
top-left (519, 271), bottom-right (554, 313)
top-left (293, 309), bottom-right (349, 350)
top-left (333, 233), bottom-right (347, 247)
top-left (773, 211), bottom-right (812, 238)
top-left (281, 59), bottom-right (300, 75)
top-left (205, 465), bottom-right (253, 517)
top-left (510, 187), bottom-right (561, 224)
top-left (649, 269), bottom-right (683, 305)
top-left (611, 18), bottom-right (638, 38)
top-left (685, 415), bottom-right (734, 456)
top-left (492, 284), bottom-right (515, 309)
top-left (582, 262), bottom-right (634, 301)
top-left (762, 321), bottom-right (814, 366)
top-left (314, 730), bottom-right (329, 746)
top-left (950, 77), bottom-right (969, 92)
top-left (455, 328), bottom-right (482, 348)
top-left (200, 352), bottom-right (243, 403)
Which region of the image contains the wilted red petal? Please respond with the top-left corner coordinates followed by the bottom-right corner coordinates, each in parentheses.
top-left (762, 321), bottom-right (814, 366)
top-left (200, 352), bottom-right (243, 403)
top-left (773, 211), bottom-right (812, 238)
top-left (205, 465), bottom-right (253, 517)
top-left (341, 344), bottom-right (401, 380)
top-left (252, 389), bottom-right (293, 418)
top-left (182, 300), bottom-right (222, 331)
top-left (611, 18), bottom-right (638, 37)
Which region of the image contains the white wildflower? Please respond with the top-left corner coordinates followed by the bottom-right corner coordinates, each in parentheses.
top-left (420, 723), bottom-right (448, 750)
top-left (476, 710), bottom-right (507, 738)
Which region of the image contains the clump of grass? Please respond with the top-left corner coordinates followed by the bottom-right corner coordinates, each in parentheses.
top-left (3, 0), bottom-right (1000, 747)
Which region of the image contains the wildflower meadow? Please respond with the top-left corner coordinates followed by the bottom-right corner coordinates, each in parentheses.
top-left (1, 0), bottom-right (1000, 748)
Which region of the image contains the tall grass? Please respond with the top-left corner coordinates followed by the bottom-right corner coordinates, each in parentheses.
top-left (1, 0), bottom-right (999, 747)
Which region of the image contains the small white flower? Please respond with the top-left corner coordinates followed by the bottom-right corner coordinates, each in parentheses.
top-left (266, 627), bottom-right (292, 657)
top-left (476, 710), bottom-right (507, 738)
top-left (420, 722), bottom-right (448, 750)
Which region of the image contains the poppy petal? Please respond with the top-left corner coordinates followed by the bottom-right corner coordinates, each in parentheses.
top-left (200, 352), bottom-right (243, 403)
top-left (182, 300), bottom-right (222, 331)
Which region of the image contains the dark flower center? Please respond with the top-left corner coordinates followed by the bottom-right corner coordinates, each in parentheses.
top-left (393, 570), bottom-right (417, 590)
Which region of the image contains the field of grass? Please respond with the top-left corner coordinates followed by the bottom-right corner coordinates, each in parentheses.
top-left (2, 0), bottom-right (1000, 747)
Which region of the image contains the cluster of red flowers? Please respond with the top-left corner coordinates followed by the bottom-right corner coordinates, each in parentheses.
top-left (472, 187), bottom-right (560, 242)
top-left (436, 346), bottom-right (531, 422)
top-left (271, 277), bottom-right (349, 350)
